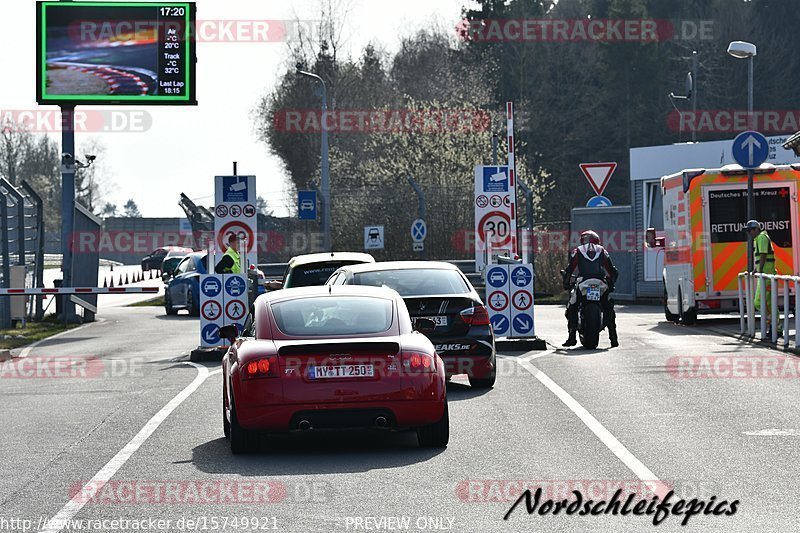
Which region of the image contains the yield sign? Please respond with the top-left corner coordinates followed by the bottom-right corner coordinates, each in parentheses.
top-left (579, 162), bottom-right (617, 196)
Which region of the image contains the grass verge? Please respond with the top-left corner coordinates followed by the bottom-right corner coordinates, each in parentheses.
top-left (126, 295), bottom-right (165, 307)
top-left (0, 315), bottom-right (80, 350)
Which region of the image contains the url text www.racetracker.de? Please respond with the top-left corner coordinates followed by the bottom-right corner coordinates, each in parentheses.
top-left (504, 488), bottom-right (739, 526)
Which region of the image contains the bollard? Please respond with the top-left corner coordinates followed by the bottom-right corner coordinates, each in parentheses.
top-left (125, 273), bottom-right (129, 285)
top-left (109, 277), bottom-right (114, 288)
top-left (103, 277), bottom-right (108, 288)
top-left (782, 278), bottom-right (790, 348)
top-left (738, 274), bottom-right (745, 334)
top-left (759, 275), bottom-right (767, 339)
top-left (119, 275), bottom-right (123, 286)
top-left (771, 277), bottom-right (778, 344)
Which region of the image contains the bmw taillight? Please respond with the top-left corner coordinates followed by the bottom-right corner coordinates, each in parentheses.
top-left (243, 356), bottom-right (279, 379)
top-left (401, 351), bottom-right (436, 373)
top-left (460, 305), bottom-right (490, 326)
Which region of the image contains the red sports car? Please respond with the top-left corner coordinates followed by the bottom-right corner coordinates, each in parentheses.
top-left (220, 285), bottom-right (449, 454)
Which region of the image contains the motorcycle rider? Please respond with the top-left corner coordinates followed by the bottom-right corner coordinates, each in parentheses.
top-left (562, 230), bottom-right (619, 348)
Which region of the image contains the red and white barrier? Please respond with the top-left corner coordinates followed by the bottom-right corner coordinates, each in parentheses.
top-left (0, 287), bottom-right (158, 295)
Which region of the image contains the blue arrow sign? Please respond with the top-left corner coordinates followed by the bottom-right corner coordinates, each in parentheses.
top-left (513, 314), bottom-right (533, 334)
top-left (298, 191), bottom-right (317, 220)
top-left (732, 131), bottom-right (769, 169)
top-left (201, 277), bottom-right (221, 298)
top-left (201, 324), bottom-right (220, 345)
top-left (486, 266), bottom-right (508, 288)
top-left (510, 266), bottom-right (532, 287)
top-left (490, 314), bottom-right (509, 335)
top-left (586, 195), bottom-right (612, 208)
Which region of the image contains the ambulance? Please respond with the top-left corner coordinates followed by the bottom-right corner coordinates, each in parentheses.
top-left (655, 164), bottom-right (799, 324)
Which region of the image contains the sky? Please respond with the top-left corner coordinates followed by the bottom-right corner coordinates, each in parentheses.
top-left (1, 0), bottom-right (475, 217)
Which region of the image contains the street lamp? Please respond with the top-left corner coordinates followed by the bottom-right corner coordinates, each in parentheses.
top-left (727, 40), bottom-right (757, 273)
top-left (296, 64), bottom-right (331, 252)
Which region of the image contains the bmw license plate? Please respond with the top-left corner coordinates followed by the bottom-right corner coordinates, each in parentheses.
top-left (309, 365), bottom-right (374, 379)
top-left (586, 287), bottom-right (601, 301)
top-left (418, 316), bottom-right (448, 327)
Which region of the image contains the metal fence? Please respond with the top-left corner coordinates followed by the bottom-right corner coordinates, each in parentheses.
top-left (738, 272), bottom-right (799, 348)
top-left (0, 179), bottom-right (45, 327)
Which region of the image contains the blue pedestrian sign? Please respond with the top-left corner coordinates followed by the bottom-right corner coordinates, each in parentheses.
top-left (225, 275), bottom-right (246, 297)
top-left (486, 266), bottom-right (508, 288)
top-left (201, 324), bottom-right (221, 345)
top-left (411, 219), bottom-right (427, 242)
top-left (510, 266), bottom-right (533, 287)
top-left (298, 191), bottom-right (317, 220)
top-left (490, 314), bottom-right (509, 335)
top-left (732, 131), bottom-right (769, 169)
top-left (201, 277), bottom-right (221, 298)
top-left (513, 314), bottom-right (533, 335)
top-left (586, 195), bottom-right (612, 208)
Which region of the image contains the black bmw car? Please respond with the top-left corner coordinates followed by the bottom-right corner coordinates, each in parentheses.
top-left (326, 261), bottom-right (496, 388)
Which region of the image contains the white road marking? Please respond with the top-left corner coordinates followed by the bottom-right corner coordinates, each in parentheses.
top-left (514, 357), bottom-right (665, 495)
top-left (41, 363), bottom-right (220, 533)
top-left (497, 349), bottom-right (554, 362)
top-left (743, 428), bottom-right (800, 436)
top-left (16, 321), bottom-right (98, 358)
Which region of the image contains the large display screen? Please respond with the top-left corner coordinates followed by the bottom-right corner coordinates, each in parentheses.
top-left (36, 2), bottom-right (196, 105)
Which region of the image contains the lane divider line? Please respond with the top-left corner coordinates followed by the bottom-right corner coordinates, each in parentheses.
top-left (514, 357), bottom-right (664, 494)
top-left (40, 363), bottom-right (217, 533)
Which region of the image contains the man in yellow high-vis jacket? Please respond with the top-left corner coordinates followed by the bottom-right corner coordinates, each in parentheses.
top-left (215, 234), bottom-right (241, 274)
top-left (746, 219), bottom-right (780, 335)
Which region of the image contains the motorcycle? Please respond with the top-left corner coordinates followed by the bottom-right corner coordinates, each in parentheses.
top-left (562, 270), bottom-right (609, 349)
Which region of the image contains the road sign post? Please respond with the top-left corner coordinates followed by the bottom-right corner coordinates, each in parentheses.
top-left (732, 130), bottom-right (769, 274)
top-left (474, 166), bottom-right (515, 271)
top-left (214, 175), bottom-right (258, 270)
top-left (485, 263), bottom-right (536, 339)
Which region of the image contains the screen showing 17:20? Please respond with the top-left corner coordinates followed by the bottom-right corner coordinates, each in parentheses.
top-left (37, 2), bottom-right (196, 105)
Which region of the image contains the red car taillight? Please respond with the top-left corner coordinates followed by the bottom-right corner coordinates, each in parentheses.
top-left (460, 305), bottom-right (490, 326)
top-left (402, 351), bottom-right (436, 373)
top-left (243, 356), bottom-right (279, 379)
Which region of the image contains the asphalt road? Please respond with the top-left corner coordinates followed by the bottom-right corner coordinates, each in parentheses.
top-left (1, 303), bottom-right (799, 532)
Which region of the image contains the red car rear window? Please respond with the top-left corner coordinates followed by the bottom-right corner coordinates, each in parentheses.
top-left (271, 296), bottom-right (393, 336)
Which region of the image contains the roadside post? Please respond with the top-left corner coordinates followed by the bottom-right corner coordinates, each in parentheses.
top-left (732, 130), bottom-right (769, 333)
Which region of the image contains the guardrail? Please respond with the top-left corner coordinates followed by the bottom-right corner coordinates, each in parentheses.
top-left (738, 272), bottom-right (799, 347)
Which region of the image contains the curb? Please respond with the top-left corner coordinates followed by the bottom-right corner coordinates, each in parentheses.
top-left (190, 347), bottom-right (227, 362)
top-left (704, 326), bottom-right (800, 356)
top-left (496, 337), bottom-right (548, 351)
top-left (0, 349), bottom-right (10, 362)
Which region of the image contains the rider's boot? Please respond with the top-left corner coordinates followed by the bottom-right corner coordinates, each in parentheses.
top-left (562, 327), bottom-right (577, 347)
top-left (608, 326), bottom-right (619, 348)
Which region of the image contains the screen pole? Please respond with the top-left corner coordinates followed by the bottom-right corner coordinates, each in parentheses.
top-left (60, 104), bottom-right (77, 320)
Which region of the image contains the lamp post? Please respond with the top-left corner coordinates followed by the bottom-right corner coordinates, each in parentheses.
top-left (296, 66), bottom-right (331, 252)
top-left (727, 40), bottom-right (757, 273)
